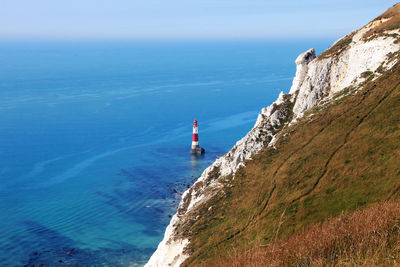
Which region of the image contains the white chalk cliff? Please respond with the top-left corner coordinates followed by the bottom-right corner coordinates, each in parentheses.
top-left (145, 10), bottom-right (400, 267)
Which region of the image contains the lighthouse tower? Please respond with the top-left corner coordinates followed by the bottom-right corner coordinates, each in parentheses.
top-left (191, 119), bottom-right (205, 155)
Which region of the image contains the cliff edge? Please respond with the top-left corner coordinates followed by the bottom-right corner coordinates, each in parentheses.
top-left (145, 4), bottom-right (400, 266)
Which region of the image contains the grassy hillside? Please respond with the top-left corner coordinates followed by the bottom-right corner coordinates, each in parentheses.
top-left (365, 3), bottom-right (400, 40)
top-left (207, 201), bottom-right (400, 266)
top-left (178, 57), bottom-right (400, 266)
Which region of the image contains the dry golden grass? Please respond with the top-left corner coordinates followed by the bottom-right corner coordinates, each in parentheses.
top-left (205, 201), bottom-right (400, 267)
top-left (376, 3), bottom-right (400, 20)
top-left (321, 3), bottom-right (400, 59)
top-left (364, 3), bottom-right (400, 40)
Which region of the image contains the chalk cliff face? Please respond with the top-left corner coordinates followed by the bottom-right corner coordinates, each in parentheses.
top-left (145, 6), bottom-right (400, 267)
top-left (291, 18), bottom-right (400, 118)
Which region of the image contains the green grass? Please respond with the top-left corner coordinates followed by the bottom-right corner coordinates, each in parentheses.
top-left (361, 70), bottom-right (374, 78)
top-left (319, 33), bottom-right (355, 58)
top-left (179, 59), bottom-right (400, 266)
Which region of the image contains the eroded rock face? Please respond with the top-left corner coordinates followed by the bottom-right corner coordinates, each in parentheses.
top-left (144, 214), bottom-right (189, 267)
top-left (292, 21), bottom-right (400, 118)
top-left (145, 14), bottom-right (400, 267)
top-left (289, 48), bottom-right (317, 95)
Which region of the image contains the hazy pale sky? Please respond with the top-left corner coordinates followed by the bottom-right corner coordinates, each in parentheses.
top-left (0, 0), bottom-right (398, 39)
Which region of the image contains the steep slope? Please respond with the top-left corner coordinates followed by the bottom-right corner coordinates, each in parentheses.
top-left (184, 59), bottom-right (400, 266)
top-left (207, 201), bottom-right (400, 266)
top-left (145, 4), bottom-right (400, 266)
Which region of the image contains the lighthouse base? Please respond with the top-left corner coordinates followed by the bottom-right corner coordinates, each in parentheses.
top-left (190, 147), bottom-right (205, 155)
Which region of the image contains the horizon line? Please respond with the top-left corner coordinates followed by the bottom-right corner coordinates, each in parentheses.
top-left (0, 36), bottom-right (339, 42)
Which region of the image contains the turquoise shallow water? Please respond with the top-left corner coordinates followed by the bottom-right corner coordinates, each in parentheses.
top-left (0, 40), bottom-right (331, 266)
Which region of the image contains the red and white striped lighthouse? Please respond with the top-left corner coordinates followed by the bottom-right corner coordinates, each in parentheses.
top-left (192, 119), bottom-right (199, 149)
top-left (191, 119), bottom-right (205, 155)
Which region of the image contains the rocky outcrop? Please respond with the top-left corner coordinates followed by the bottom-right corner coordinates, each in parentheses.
top-left (289, 48), bottom-right (317, 95)
top-left (291, 17), bottom-right (400, 118)
top-left (145, 7), bottom-right (400, 267)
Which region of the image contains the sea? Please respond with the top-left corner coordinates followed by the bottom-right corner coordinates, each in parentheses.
top-left (0, 39), bottom-right (331, 266)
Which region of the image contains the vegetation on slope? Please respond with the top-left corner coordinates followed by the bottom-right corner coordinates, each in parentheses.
top-left (319, 32), bottom-right (355, 59)
top-left (207, 201), bottom-right (400, 267)
top-left (364, 3), bottom-right (400, 41)
top-left (320, 3), bottom-right (400, 59)
top-left (180, 59), bottom-right (400, 266)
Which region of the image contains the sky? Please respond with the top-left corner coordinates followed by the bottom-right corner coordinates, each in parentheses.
top-left (0, 0), bottom-right (399, 40)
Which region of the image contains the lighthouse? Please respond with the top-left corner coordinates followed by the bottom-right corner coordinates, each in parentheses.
top-left (191, 119), bottom-right (205, 155)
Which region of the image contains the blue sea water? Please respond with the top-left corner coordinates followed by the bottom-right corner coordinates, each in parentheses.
top-left (0, 39), bottom-right (331, 266)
